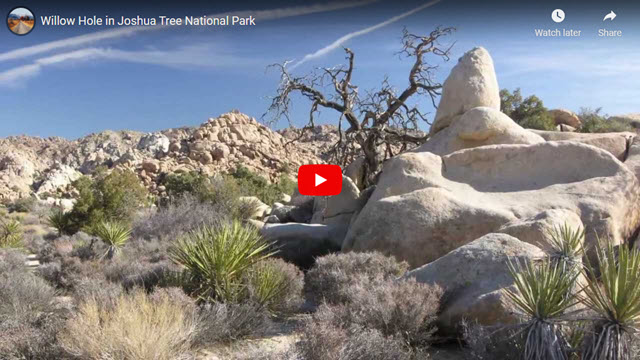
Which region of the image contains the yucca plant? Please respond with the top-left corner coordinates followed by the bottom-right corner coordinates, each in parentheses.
top-left (169, 221), bottom-right (276, 303)
top-left (548, 224), bottom-right (585, 274)
top-left (47, 207), bottom-right (70, 237)
top-left (507, 258), bottom-right (580, 360)
top-left (0, 219), bottom-right (23, 248)
top-left (581, 241), bottom-right (640, 360)
top-left (92, 220), bottom-right (131, 259)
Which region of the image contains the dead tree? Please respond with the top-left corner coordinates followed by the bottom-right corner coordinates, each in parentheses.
top-left (265, 27), bottom-right (455, 187)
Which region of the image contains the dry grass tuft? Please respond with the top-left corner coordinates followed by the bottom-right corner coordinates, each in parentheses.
top-left (60, 289), bottom-right (199, 360)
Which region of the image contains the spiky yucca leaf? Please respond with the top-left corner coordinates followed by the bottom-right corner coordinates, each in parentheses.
top-left (0, 219), bottom-right (23, 248)
top-left (548, 224), bottom-right (585, 273)
top-left (581, 241), bottom-right (640, 360)
top-left (507, 259), bottom-right (580, 360)
top-left (92, 220), bottom-right (131, 259)
top-left (47, 207), bottom-right (70, 237)
top-left (169, 221), bottom-right (275, 303)
top-left (507, 259), bottom-right (580, 321)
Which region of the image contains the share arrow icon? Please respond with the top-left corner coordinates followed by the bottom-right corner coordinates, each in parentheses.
top-left (603, 11), bottom-right (617, 21)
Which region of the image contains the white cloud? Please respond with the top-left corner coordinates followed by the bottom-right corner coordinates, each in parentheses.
top-left (290, 0), bottom-right (442, 70)
top-left (0, 45), bottom-right (257, 86)
top-left (0, 1), bottom-right (378, 63)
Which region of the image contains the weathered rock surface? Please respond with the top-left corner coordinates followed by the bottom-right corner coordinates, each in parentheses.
top-left (430, 47), bottom-right (500, 135)
top-left (404, 233), bottom-right (545, 334)
top-left (417, 107), bottom-right (544, 156)
top-left (343, 141), bottom-right (640, 268)
top-left (35, 164), bottom-right (82, 196)
top-left (549, 109), bottom-right (581, 128)
top-left (260, 223), bottom-right (342, 268)
top-left (530, 130), bottom-right (635, 160)
top-left (496, 209), bottom-right (584, 252)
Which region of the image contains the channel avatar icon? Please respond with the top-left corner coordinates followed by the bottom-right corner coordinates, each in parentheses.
top-left (7, 6), bottom-right (35, 35)
top-left (297, 164), bottom-right (342, 196)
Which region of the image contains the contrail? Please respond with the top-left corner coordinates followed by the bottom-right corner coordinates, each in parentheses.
top-left (0, 0), bottom-right (378, 63)
top-left (290, 0), bottom-right (442, 70)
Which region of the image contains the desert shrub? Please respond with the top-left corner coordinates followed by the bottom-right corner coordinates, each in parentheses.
top-left (0, 249), bottom-right (26, 273)
top-left (104, 259), bottom-right (175, 291)
top-left (195, 301), bottom-right (273, 345)
top-left (0, 264), bottom-right (64, 359)
top-left (0, 218), bottom-right (23, 248)
top-left (500, 88), bottom-right (555, 130)
top-left (91, 220), bottom-right (132, 259)
top-left (7, 196), bottom-right (36, 213)
top-left (169, 221), bottom-right (275, 303)
top-left (463, 321), bottom-right (524, 359)
top-left (133, 194), bottom-right (231, 240)
top-left (506, 258), bottom-right (579, 360)
top-left (581, 242), bottom-right (640, 360)
top-left (64, 169), bottom-right (148, 234)
top-left (232, 166), bottom-right (294, 205)
top-left (305, 251), bottom-right (409, 304)
top-left (294, 303), bottom-right (413, 360)
top-left (245, 257), bottom-right (304, 315)
top-left (60, 289), bottom-right (198, 360)
top-left (579, 107), bottom-right (633, 133)
top-left (339, 276), bottom-right (442, 347)
top-left (72, 277), bottom-right (124, 308)
top-left (0, 267), bottom-right (57, 319)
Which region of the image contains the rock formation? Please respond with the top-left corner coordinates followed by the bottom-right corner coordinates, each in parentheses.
top-left (430, 47), bottom-right (500, 135)
top-left (342, 47), bottom-right (640, 269)
top-left (549, 108), bottom-right (582, 128)
top-left (0, 111), bottom-right (327, 202)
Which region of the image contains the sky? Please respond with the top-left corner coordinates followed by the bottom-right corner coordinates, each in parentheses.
top-left (1, 0), bottom-right (639, 139)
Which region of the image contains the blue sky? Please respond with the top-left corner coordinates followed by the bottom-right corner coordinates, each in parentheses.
top-left (1, 0), bottom-right (639, 138)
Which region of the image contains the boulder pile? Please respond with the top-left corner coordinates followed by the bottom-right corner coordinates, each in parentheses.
top-left (0, 111), bottom-right (325, 202)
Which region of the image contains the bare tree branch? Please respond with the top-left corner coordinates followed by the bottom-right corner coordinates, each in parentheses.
top-left (263, 27), bottom-right (455, 187)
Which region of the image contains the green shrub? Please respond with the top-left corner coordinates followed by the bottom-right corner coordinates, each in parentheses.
top-left (169, 221), bottom-right (275, 303)
top-left (162, 171), bottom-right (216, 201)
top-left (500, 88), bottom-right (555, 130)
top-left (232, 166), bottom-right (294, 205)
top-left (581, 241), bottom-right (640, 360)
top-left (0, 219), bottom-right (23, 249)
top-left (92, 221), bottom-right (132, 260)
top-left (579, 107), bottom-right (633, 133)
top-left (65, 169), bottom-right (148, 234)
top-left (245, 258), bottom-right (304, 315)
top-left (305, 251), bottom-right (409, 305)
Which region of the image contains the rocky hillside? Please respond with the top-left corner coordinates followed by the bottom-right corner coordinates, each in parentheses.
top-left (0, 111), bottom-right (334, 203)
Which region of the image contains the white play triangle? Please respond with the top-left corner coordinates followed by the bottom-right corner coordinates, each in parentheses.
top-left (315, 173), bottom-right (327, 186)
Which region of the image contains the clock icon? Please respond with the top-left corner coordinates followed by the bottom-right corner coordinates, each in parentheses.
top-left (552, 9), bottom-right (565, 23)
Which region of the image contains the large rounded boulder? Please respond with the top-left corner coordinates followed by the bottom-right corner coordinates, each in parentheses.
top-left (343, 141), bottom-right (640, 268)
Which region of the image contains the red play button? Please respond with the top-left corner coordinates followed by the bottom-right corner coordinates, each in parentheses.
top-left (298, 164), bottom-right (342, 196)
